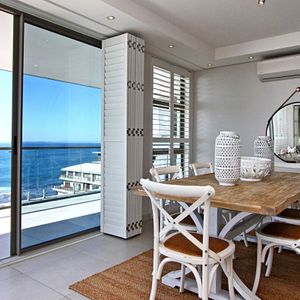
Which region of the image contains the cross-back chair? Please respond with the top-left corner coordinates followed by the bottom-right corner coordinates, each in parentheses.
top-left (262, 207), bottom-right (300, 276)
top-left (189, 162), bottom-right (249, 245)
top-left (149, 165), bottom-right (201, 231)
top-left (189, 162), bottom-right (213, 176)
top-left (273, 208), bottom-right (300, 226)
top-left (252, 221), bottom-right (300, 294)
top-left (149, 165), bottom-right (183, 182)
top-left (140, 179), bottom-right (236, 300)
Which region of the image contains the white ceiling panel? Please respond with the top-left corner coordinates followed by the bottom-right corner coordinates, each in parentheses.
top-left (0, 10), bottom-right (13, 72)
top-left (132, 0), bottom-right (300, 47)
top-left (1, 0), bottom-right (300, 70)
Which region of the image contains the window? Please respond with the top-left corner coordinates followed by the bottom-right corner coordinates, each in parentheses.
top-left (152, 60), bottom-right (191, 177)
top-left (21, 22), bottom-right (102, 249)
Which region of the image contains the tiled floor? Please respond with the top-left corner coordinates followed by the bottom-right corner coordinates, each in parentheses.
top-left (0, 221), bottom-right (153, 300)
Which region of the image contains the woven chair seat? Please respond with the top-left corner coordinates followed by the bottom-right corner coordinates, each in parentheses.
top-left (260, 222), bottom-right (300, 240)
top-left (278, 208), bottom-right (300, 220)
top-left (163, 233), bottom-right (229, 257)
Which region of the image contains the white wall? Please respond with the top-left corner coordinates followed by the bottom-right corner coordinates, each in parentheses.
top-left (193, 62), bottom-right (300, 163)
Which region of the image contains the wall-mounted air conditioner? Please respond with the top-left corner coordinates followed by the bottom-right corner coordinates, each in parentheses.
top-left (257, 54), bottom-right (300, 82)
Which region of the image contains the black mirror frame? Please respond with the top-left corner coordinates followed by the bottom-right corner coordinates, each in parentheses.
top-left (266, 101), bottom-right (300, 163)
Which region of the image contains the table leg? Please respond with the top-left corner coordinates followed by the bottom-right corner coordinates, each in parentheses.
top-left (207, 208), bottom-right (261, 299)
top-left (209, 207), bottom-right (223, 294)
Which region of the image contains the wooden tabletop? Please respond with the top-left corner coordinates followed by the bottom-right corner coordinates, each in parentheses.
top-left (133, 172), bottom-right (300, 216)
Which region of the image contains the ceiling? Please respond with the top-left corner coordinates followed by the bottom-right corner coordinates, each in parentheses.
top-left (1, 0), bottom-right (300, 71)
top-left (0, 13), bottom-right (102, 88)
top-left (132, 0), bottom-right (300, 48)
top-left (0, 10), bottom-right (13, 71)
top-left (23, 24), bottom-right (103, 88)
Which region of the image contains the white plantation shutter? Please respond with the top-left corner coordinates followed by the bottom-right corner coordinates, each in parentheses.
top-left (102, 33), bottom-right (144, 238)
top-left (152, 59), bottom-right (191, 177)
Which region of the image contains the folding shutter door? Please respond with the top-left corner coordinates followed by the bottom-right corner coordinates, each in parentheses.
top-left (102, 33), bottom-right (144, 238)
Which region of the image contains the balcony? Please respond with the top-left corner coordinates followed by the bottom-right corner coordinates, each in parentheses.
top-left (0, 145), bottom-right (102, 255)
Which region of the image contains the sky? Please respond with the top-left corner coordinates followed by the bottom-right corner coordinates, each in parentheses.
top-left (0, 70), bottom-right (102, 144)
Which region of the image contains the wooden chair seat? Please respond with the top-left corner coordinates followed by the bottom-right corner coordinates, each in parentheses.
top-left (163, 233), bottom-right (229, 257)
top-left (260, 222), bottom-right (300, 240)
top-left (278, 208), bottom-right (300, 220)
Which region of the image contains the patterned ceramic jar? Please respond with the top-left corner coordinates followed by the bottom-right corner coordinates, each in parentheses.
top-left (215, 131), bottom-right (241, 186)
top-left (254, 136), bottom-right (274, 174)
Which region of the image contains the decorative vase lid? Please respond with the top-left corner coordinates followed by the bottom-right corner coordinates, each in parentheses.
top-left (219, 131), bottom-right (239, 139)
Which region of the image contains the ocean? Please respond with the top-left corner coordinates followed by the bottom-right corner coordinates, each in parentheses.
top-left (0, 142), bottom-right (101, 204)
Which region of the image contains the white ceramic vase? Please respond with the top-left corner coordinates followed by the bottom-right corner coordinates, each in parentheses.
top-left (215, 131), bottom-right (241, 186)
top-left (254, 136), bottom-right (274, 174)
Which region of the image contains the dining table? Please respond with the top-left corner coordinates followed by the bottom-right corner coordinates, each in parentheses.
top-left (133, 171), bottom-right (300, 300)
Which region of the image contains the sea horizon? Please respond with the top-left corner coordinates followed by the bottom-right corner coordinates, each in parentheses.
top-left (0, 143), bottom-right (101, 203)
top-left (0, 141), bottom-right (101, 147)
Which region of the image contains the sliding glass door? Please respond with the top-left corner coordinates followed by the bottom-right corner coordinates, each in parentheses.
top-left (0, 4), bottom-right (102, 256)
top-left (21, 23), bottom-right (102, 248)
top-left (0, 11), bottom-right (13, 259)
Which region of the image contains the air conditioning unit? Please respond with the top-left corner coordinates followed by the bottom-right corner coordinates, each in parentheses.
top-left (257, 54), bottom-right (300, 82)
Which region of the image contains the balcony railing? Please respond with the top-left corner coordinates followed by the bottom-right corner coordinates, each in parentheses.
top-left (0, 145), bottom-right (101, 209)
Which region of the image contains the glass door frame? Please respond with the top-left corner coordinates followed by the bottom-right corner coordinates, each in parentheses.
top-left (0, 3), bottom-right (102, 256)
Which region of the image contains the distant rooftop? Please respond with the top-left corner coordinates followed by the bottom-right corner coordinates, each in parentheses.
top-left (62, 162), bottom-right (101, 174)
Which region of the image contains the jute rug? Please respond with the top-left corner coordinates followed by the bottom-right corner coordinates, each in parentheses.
top-left (70, 242), bottom-right (300, 299)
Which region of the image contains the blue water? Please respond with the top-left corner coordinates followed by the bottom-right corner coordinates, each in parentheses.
top-left (0, 142), bottom-right (101, 203)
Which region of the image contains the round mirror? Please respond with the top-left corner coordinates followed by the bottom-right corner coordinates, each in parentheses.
top-left (267, 102), bottom-right (300, 163)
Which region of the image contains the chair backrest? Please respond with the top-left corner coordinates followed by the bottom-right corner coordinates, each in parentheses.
top-left (140, 178), bottom-right (220, 262)
top-left (149, 165), bottom-right (183, 182)
top-left (189, 162), bottom-right (213, 176)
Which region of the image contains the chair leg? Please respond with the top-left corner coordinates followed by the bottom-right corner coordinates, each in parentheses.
top-left (222, 214), bottom-right (229, 224)
top-left (265, 247), bottom-right (274, 277)
top-left (202, 264), bottom-right (209, 300)
top-left (179, 264), bottom-right (185, 293)
top-left (252, 237), bottom-right (263, 294)
top-left (278, 246), bottom-right (283, 253)
top-left (150, 249), bottom-right (160, 300)
top-left (242, 231), bottom-right (249, 247)
top-left (227, 257), bottom-right (235, 300)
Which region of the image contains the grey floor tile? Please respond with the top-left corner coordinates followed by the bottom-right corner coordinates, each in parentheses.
top-left (65, 291), bottom-right (89, 299)
top-left (18, 252), bottom-right (112, 295)
top-left (0, 221), bottom-right (153, 299)
top-left (0, 273), bottom-right (63, 300)
top-left (12, 245), bottom-right (80, 274)
top-left (0, 266), bottom-right (21, 281)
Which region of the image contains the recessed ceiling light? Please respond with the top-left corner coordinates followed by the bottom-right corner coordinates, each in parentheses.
top-left (207, 63), bottom-right (213, 67)
top-left (258, 0), bottom-right (265, 5)
top-left (168, 44), bottom-right (174, 48)
top-left (248, 56), bottom-right (255, 60)
top-left (106, 16), bottom-right (115, 20)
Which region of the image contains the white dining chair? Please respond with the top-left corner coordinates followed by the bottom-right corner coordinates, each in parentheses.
top-left (263, 208), bottom-right (300, 274)
top-left (189, 162), bottom-right (249, 246)
top-left (149, 165), bottom-right (202, 232)
top-left (149, 165), bottom-right (183, 182)
top-left (189, 162), bottom-right (228, 220)
top-left (272, 208), bottom-right (300, 226)
top-left (140, 179), bottom-right (236, 300)
top-left (189, 161), bottom-right (213, 180)
top-left (189, 162), bottom-right (213, 176)
top-left (252, 222), bottom-right (300, 294)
